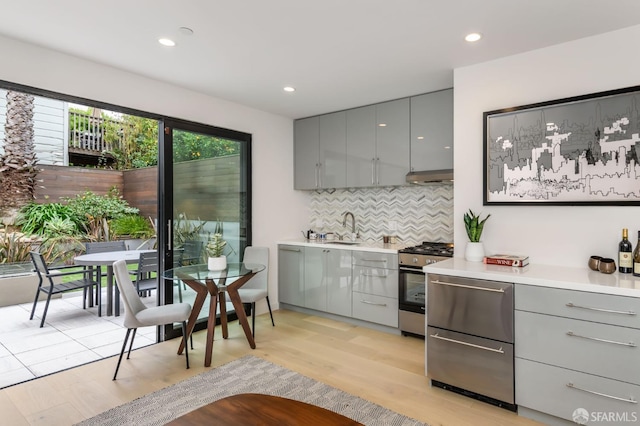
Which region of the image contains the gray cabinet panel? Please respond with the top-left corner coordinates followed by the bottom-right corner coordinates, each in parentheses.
top-left (319, 111), bottom-right (347, 189)
top-left (410, 89), bottom-right (453, 172)
top-left (516, 358), bottom-right (640, 423)
top-left (304, 247), bottom-right (352, 315)
top-left (294, 117), bottom-right (320, 190)
top-left (516, 310), bottom-right (640, 385)
top-left (516, 284), bottom-right (640, 329)
top-left (352, 265), bottom-right (398, 298)
top-left (304, 247), bottom-right (327, 311)
top-left (278, 245), bottom-right (305, 306)
top-left (352, 291), bottom-right (398, 327)
top-left (375, 98), bottom-right (410, 186)
top-left (346, 105), bottom-right (376, 187)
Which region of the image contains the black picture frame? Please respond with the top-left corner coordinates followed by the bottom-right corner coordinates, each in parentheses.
top-left (483, 85), bottom-right (640, 206)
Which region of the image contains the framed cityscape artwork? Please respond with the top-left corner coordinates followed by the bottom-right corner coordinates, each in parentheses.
top-left (483, 85), bottom-right (640, 205)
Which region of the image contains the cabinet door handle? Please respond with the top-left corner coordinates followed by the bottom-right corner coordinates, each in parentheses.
top-left (371, 158), bottom-right (375, 185)
top-left (566, 382), bottom-right (638, 404)
top-left (280, 248), bottom-right (301, 253)
top-left (429, 333), bottom-right (505, 354)
top-left (360, 299), bottom-right (387, 307)
top-left (317, 163), bottom-right (322, 188)
top-left (361, 271), bottom-right (388, 278)
top-left (362, 259), bottom-right (387, 263)
top-left (430, 280), bottom-right (505, 293)
top-left (566, 331), bottom-right (636, 347)
top-left (375, 157), bottom-right (380, 185)
top-left (566, 302), bottom-right (636, 316)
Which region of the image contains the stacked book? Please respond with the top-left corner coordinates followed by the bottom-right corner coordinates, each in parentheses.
top-left (483, 254), bottom-right (529, 267)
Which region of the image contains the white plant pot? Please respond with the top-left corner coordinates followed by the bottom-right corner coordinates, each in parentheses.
top-left (208, 255), bottom-right (227, 271)
top-left (464, 242), bottom-right (485, 262)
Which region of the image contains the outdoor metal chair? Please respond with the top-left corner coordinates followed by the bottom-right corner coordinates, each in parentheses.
top-left (29, 251), bottom-right (101, 327)
top-left (112, 259), bottom-right (192, 380)
top-left (130, 250), bottom-right (159, 297)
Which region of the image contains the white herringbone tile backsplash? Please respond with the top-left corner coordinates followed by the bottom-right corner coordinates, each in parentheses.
top-left (308, 184), bottom-right (453, 245)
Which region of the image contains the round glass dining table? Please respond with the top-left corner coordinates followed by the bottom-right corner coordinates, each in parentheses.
top-left (162, 262), bottom-right (265, 367)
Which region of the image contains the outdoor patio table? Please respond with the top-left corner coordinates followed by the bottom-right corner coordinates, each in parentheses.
top-left (162, 262), bottom-right (265, 367)
top-left (74, 249), bottom-right (154, 316)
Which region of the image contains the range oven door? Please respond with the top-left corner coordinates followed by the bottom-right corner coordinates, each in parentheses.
top-left (399, 267), bottom-right (426, 313)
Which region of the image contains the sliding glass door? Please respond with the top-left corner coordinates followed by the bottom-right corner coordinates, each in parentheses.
top-left (160, 119), bottom-right (251, 339)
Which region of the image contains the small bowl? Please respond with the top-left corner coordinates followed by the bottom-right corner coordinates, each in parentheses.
top-left (598, 258), bottom-right (616, 274)
top-left (588, 255), bottom-right (602, 271)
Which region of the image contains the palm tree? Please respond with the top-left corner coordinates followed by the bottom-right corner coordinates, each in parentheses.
top-left (0, 90), bottom-right (38, 221)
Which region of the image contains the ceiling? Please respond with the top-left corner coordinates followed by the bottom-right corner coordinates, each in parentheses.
top-left (2, 0), bottom-right (640, 119)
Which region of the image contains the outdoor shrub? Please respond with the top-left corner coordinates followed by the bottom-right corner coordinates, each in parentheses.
top-left (64, 188), bottom-right (139, 241)
top-left (0, 232), bottom-right (36, 263)
top-left (173, 213), bottom-right (207, 248)
top-left (16, 202), bottom-right (81, 236)
top-left (42, 216), bottom-right (83, 237)
top-left (111, 214), bottom-right (154, 239)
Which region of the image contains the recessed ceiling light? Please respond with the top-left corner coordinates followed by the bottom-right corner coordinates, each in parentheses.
top-left (158, 38), bottom-right (176, 47)
top-left (465, 33), bottom-right (482, 42)
top-left (283, 86), bottom-right (296, 92)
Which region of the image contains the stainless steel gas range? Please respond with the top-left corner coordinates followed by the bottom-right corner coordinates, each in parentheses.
top-left (398, 242), bottom-right (453, 336)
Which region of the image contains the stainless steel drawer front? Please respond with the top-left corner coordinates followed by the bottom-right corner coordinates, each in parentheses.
top-left (428, 275), bottom-right (514, 343)
top-left (427, 326), bottom-right (515, 404)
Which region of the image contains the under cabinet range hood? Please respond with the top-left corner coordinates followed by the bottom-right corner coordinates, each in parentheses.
top-left (405, 169), bottom-right (454, 184)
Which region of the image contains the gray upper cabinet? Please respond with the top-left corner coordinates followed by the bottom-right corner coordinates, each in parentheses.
top-left (294, 113), bottom-right (347, 189)
top-left (294, 117), bottom-right (320, 190)
top-left (410, 89), bottom-right (453, 172)
top-left (375, 98), bottom-right (410, 186)
top-left (346, 99), bottom-right (410, 187)
top-left (319, 111), bottom-right (347, 188)
top-left (346, 105), bottom-right (376, 187)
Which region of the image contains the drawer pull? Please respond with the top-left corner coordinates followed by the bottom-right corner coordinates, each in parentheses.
top-left (361, 272), bottom-right (388, 278)
top-left (362, 259), bottom-right (387, 263)
top-left (566, 382), bottom-right (638, 404)
top-left (360, 300), bottom-right (387, 307)
top-left (431, 280), bottom-right (505, 293)
top-left (280, 248), bottom-right (301, 253)
top-left (429, 333), bottom-right (504, 354)
top-left (565, 302), bottom-right (636, 316)
top-left (566, 331), bottom-right (636, 347)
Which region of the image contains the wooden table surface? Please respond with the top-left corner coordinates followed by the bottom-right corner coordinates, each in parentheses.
top-left (166, 393), bottom-right (363, 426)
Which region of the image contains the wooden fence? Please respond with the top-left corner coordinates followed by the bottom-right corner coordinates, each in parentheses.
top-left (33, 155), bottom-right (241, 223)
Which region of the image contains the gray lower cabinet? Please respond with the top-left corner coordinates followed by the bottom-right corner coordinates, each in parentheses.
top-left (515, 284), bottom-right (640, 424)
top-left (277, 245), bottom-right (305, 306)
top-left (304, 247), bottom-right (352, 316)
top-left (351, 250), bottom-right (398, 327)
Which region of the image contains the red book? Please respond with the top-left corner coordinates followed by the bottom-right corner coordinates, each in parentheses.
top-left (483, 254), bottom-right (529, 267)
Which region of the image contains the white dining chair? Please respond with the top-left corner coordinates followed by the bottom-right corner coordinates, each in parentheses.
top-left (112, 259), bottom-right (192, 380)
top-left (238, 246), bottom-right (273, 337)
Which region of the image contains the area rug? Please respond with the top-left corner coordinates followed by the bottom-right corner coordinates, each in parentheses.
top-left (76, 355), bottom-right (427, 426)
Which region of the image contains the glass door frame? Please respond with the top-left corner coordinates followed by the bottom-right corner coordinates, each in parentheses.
top-left (159, 117), bottom-right (252, 340)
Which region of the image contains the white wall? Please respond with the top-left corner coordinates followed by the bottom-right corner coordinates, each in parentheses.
top-left (0, 34), bottom-right (309, 309)
top-left (454, 24), bottom-right (640, 267)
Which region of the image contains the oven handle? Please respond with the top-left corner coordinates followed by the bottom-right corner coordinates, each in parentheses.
top-left (399, 267), bottom-right (425, 273)
top-left (430, 279), bottom-right (505, 293)
top-left (429, 333), bottom-right (504, 354)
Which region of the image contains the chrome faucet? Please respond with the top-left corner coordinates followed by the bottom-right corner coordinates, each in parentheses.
top-left (342, 211), bottom-right (356, 234)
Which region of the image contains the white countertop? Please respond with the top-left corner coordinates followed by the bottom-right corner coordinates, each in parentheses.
top-left (277, 239), bottom-right (405, 254)
top-left (423, 258), bottom-right (640, 298)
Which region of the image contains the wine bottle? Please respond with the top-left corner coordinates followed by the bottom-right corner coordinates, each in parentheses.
top-left (618, 228), bottom-right (633, 273)
top-left (633, 231), bottom-right (640, 277)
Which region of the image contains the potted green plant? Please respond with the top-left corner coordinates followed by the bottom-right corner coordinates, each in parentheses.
top-left (463, 209), bottom-right (490, 262)
top-left (206, 233), bottom-right (227, 271)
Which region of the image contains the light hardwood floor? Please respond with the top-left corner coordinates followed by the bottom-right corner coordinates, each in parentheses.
top-left (0, 309), bottom-right (543, 426)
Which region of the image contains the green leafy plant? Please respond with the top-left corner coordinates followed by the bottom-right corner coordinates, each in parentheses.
top-left (111, 215), bottom-right (154, 239)
top-left (173, 214), bottom-right (207, 249)
top-left (205, 233), bottom-right (227, 258)
top-left (0, 232), bottom-right (36, 263)
top-left (16, 202), bottom-right (81, 236)
top-left (63, 188), bottom-right (138, 241)
top-left (463, 209), bottom-right (490, 242)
